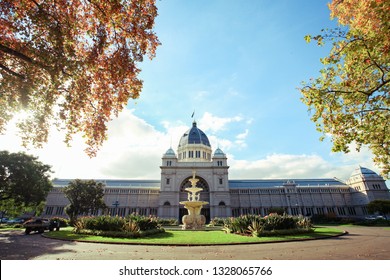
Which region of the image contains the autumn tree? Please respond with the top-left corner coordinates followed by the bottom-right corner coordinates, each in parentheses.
top-left (64, 179), bottom-right (107, 223)
top-left (0, 151), bottom-right (52, 208)
top-left (0, 0), bottom-right (160, 156)
top-left (300, 0), bottom-right (389, 177)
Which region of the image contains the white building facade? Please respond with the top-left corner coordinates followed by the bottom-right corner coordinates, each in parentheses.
top-left (44, 121), bottom-right (390, 221)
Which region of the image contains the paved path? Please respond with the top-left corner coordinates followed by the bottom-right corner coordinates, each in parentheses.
top-left (0, 226), bottom-right (389, 260)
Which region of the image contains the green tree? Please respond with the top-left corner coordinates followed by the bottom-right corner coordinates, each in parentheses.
top-left (0, 151), bottom-right (53, 209)
top-left (64, 179), bottom-right (107, 223)
top-left (300, 0), bottom-right (390, 178)
top-left (0, 0), bottom-right (160, 156)
top-left (367, 199), bottom-right (390, 219)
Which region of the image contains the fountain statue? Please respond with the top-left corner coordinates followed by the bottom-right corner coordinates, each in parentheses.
top-left (179, 170), bottom-right (208, 230)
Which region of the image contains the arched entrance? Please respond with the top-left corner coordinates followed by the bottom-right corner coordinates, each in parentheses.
top-left (179, 176), bottom-right (210, 223)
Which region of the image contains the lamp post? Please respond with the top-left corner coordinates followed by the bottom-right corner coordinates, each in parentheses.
top-left (112, 200), bottom-right (120, 216)
top-left (287, 195), bottom-right (291, 215)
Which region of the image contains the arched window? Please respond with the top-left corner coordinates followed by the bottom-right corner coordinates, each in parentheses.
top-left (219, 201), bottom-right (226, 206)
top-left (180, 176), bottom-right (209, 192)
top-left (163, 201), bottom-right (171, 206)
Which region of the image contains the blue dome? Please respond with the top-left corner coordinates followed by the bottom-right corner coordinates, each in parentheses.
top-left (214, 147), bottom-right (225, 156)
top-left (164, 147), bottom-right (176, 156)
top-left (179, 121), bottom-right (211, 147)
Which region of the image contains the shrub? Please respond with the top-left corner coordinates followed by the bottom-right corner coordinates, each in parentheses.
top-left (72, 214), bottom-right (161, 236)
top-left (223, 214), bottom-right (313, 236)
top-left (85, 215), bottom-right (125, 231)
top-left (128, 214), bottom-right (159, 231)
top-left (296, 216), bottom-right (313, 230)
top-left (50, 217), bottom-right (69, 227)
top-left (248, 220), bottom-right (263, 237)
top-left (123, 220), bottom-right (140, 233)
top-left (262, 213), bottom-right (296, 231)
top-left (223, 215), bottom-right (261, 234)
top-left (209, 217), bottom-right (226, 227)
top-left (157, 218), bottom-right (179, 226)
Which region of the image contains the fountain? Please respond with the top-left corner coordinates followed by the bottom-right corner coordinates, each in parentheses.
top-left (179, 170), bottom-right (209, 230)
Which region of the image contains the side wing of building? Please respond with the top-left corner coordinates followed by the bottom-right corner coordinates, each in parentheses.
top-left (44, 179), bottom-right (160, 218)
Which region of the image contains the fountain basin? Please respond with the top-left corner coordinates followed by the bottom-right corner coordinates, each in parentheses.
top-left (179, 201), bottom-right (208, 207)
top-left (180, 201), bottom-right (209, 230)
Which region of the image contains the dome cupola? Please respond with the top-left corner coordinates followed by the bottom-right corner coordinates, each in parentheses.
top-left (163, 147), bottom-right (176, 157)
top-left (178, 121), bottom-right (211, 147)
top-left (177, 121), bottom-right (212, 162)
top-left (213, 147), bottom-right (226, 157)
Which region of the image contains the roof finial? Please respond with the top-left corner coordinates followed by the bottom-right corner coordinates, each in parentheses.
top-left (191, 110), bottom-right (197, 127)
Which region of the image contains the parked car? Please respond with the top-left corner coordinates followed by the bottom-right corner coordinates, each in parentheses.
top-left (365, 215), bottom-right (385, 220)
top-left (23, 218), bottom-right (60, 234)
top-left (1, 217), bottom-right (9, 223)
top-left (6, 218), bottom-right (25, 224)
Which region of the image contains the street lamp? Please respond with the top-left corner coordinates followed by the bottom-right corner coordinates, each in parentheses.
top-left (287, 195), bottom-right (291, 215)
top-left (112, 200), bottom-right (120, 216)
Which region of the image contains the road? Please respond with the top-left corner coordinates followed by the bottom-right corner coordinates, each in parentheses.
top-left (0, 225), bottom-right (389, 260)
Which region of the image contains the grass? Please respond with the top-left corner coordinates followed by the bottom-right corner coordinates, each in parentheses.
top-left (0, 225), bottom-right (24, 231)
top-left (44, 226), bottom-right (344, 245)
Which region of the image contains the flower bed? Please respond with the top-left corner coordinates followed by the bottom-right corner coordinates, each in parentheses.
top-left (73, 214), bottom-right (164, 238)
top-left (221, 213), bottom-right (313, 237)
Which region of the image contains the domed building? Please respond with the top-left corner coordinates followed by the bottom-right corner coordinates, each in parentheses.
top-left (159, 121), bottom-right (230, 221)
top-left (44, 121), bottom-right (390, 221)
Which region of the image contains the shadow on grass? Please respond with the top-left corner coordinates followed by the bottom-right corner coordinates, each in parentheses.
top-left (45, 229), bottom-right (176, 241)
top-left (138, 231), bottom-right (174, 239)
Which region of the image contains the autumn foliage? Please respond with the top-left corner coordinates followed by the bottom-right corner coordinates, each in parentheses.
top-left (0, 0), bottom-right (160, 155)
top-left (301, 0), bottom-right (390, 177)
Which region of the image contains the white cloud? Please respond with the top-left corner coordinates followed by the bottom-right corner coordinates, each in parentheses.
top-left (0, 109), bottom-right (385, 184)
top-left (226, 145), bottom-right (387, 185)
top-left (228, 153), bottom-right (361, 181)
top-left (234, 129), bottom-right (249, 149)
top-left (236, 129), bottom-right (249, 140)
top-left (198, 112), bottom-right (243, 133)
top-left (0, 109), bottom-right (175, 179)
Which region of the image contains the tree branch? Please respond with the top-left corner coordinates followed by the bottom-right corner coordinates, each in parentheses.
top-left (0, 43), bottom-right (51, 71)
top-left (0, 44), bottom-right (35, 65)
top-left (0, 63), bottom-right (25, 80)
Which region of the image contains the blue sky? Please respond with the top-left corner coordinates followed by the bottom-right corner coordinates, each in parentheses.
top-left (0, 0), bottom-right (385, 183)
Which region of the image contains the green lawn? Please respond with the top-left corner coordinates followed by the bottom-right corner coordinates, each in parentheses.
top-left (44, 227), bottom-right (344, 245)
